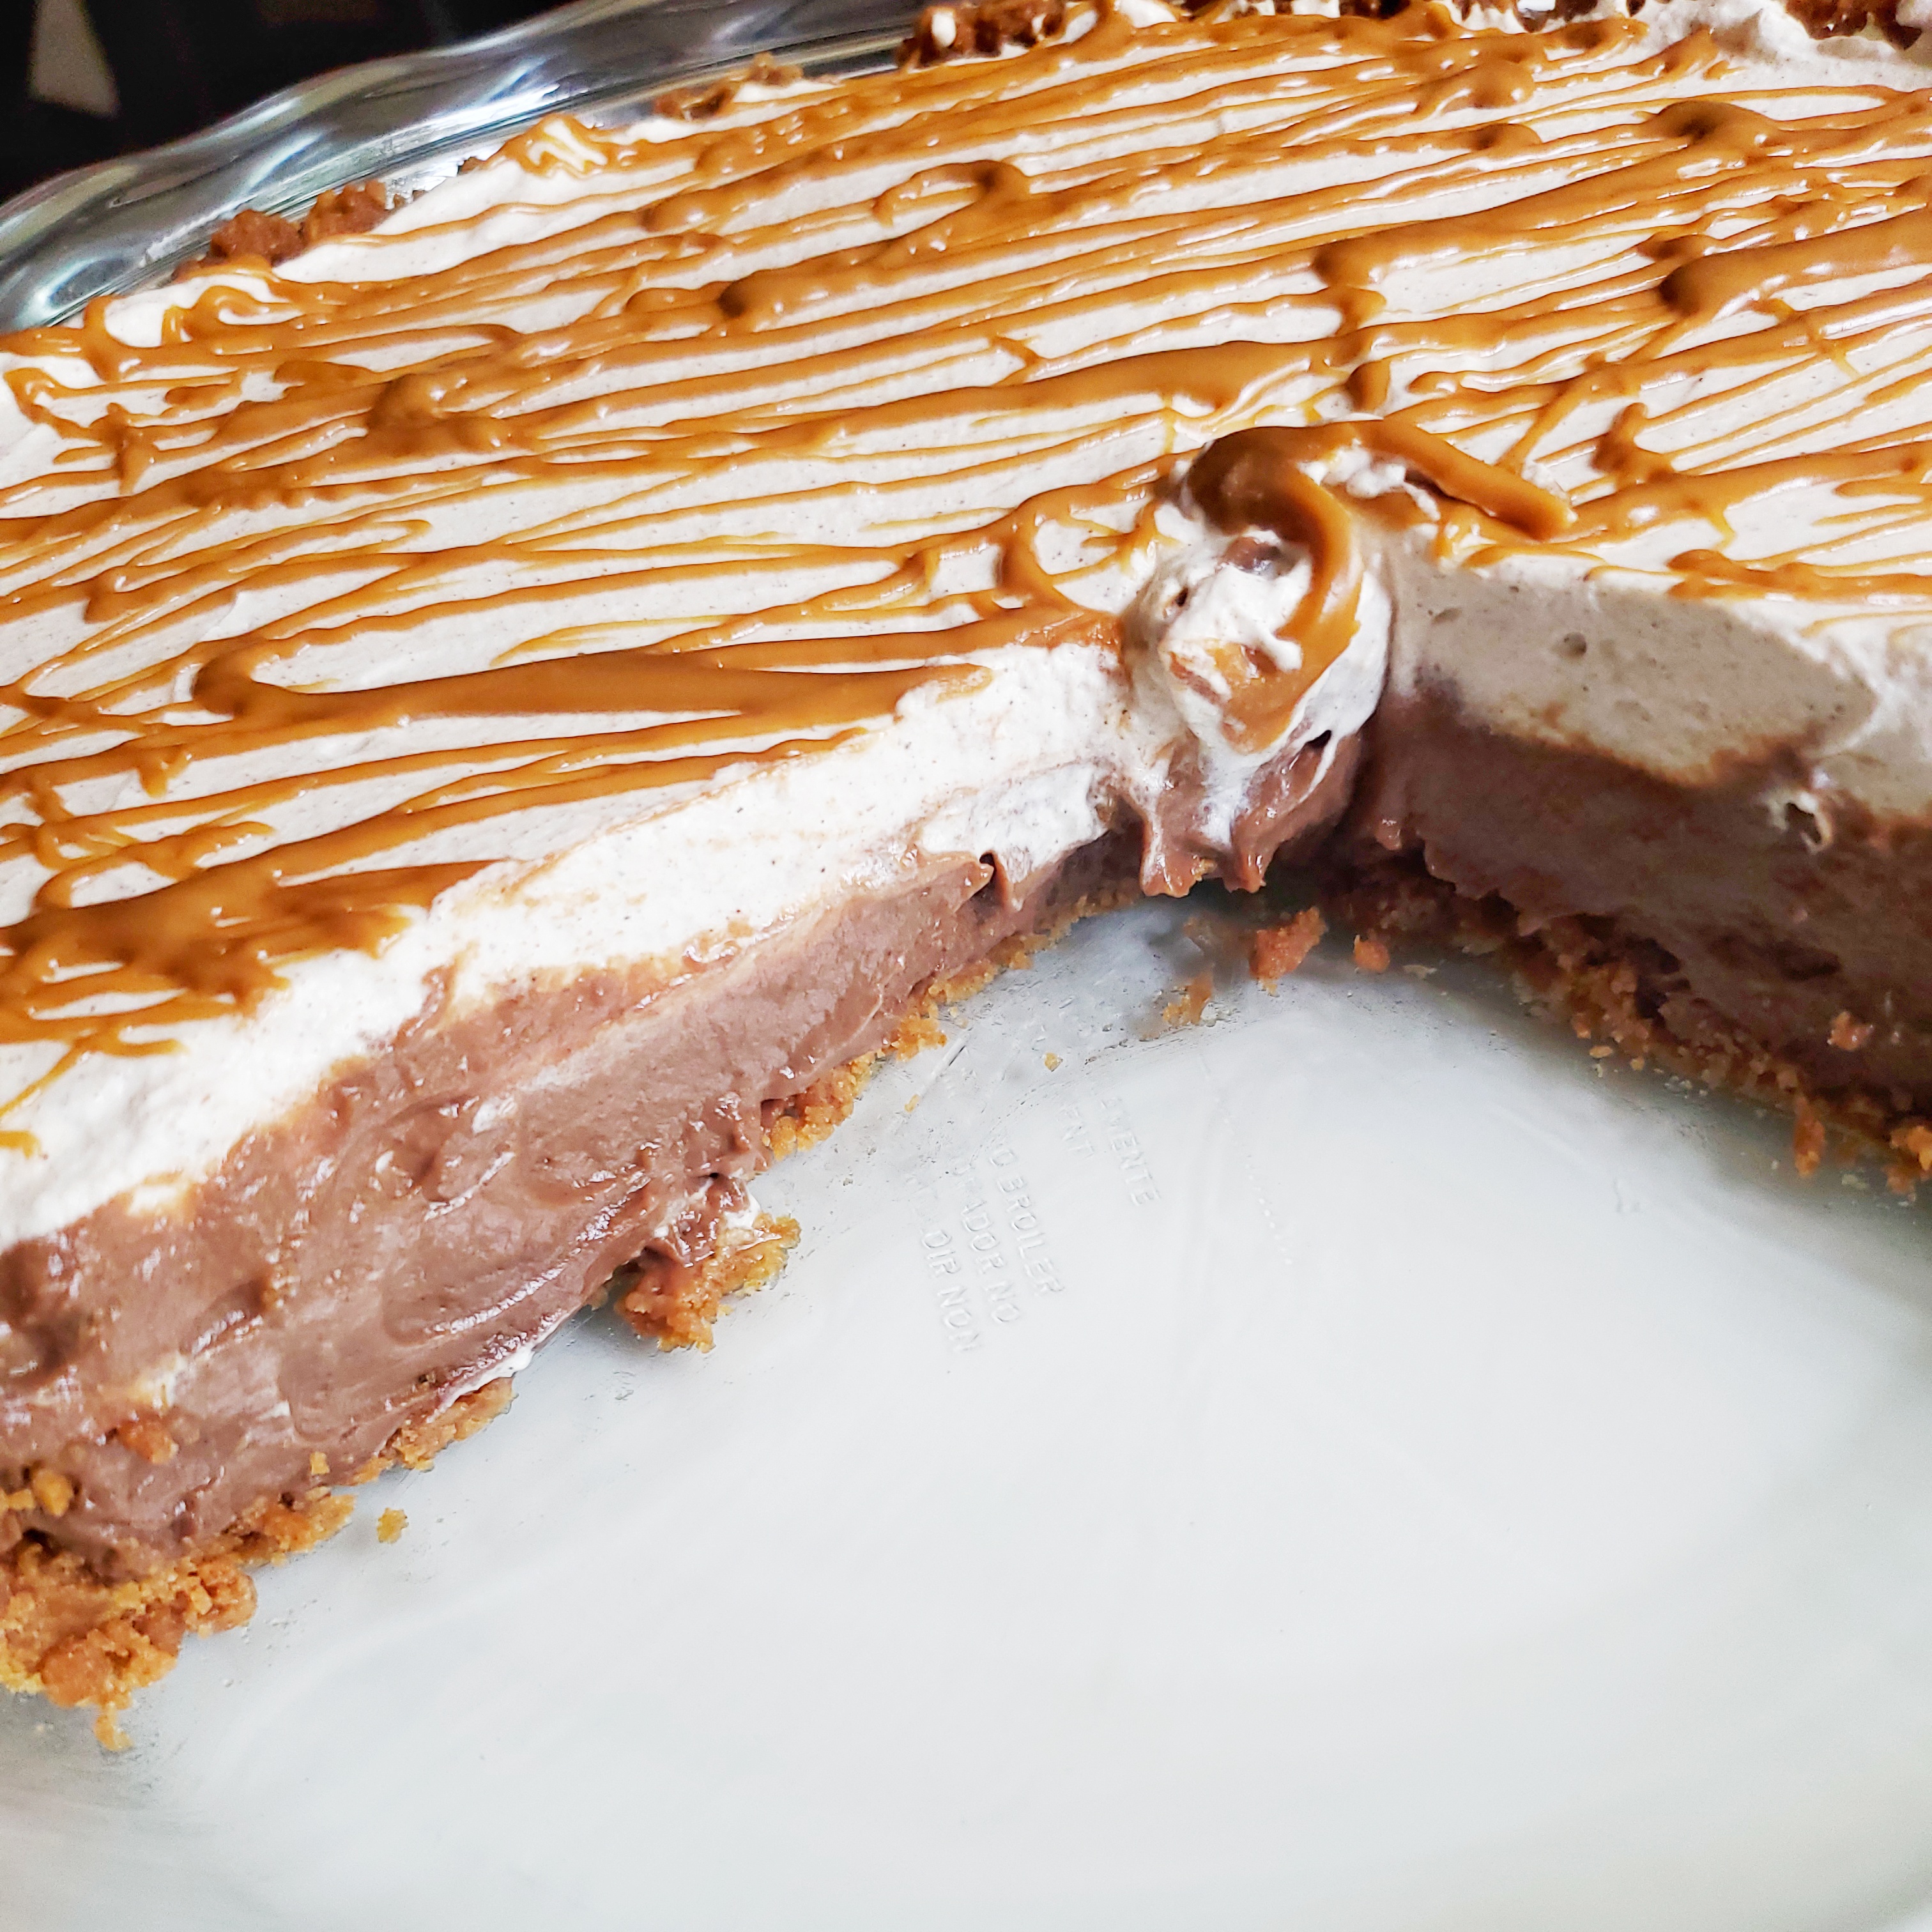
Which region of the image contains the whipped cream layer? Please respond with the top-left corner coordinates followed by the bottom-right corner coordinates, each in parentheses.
top-left (3, 0), bottom-right (1932, 1239)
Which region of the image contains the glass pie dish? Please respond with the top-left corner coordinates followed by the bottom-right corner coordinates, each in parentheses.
top-left (5, 7), bottom-right (1932, 1929)
top-left (0, 0), bottom-right (909, 330)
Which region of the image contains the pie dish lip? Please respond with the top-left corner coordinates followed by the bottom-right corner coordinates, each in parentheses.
top-left (0, 0), bottom-right (912, 334)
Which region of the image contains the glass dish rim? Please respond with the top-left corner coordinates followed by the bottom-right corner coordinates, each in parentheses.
top-left (0, 0), bottom-right (913, 332)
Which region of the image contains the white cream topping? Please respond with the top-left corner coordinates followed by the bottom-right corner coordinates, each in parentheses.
top-left (1126, 506), bottom-right (1390, 841)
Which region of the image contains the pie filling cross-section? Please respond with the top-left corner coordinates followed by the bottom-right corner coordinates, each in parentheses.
top-left (4, 0), bottom-right (1932, 1733)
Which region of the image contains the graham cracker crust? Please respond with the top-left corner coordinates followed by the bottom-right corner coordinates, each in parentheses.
top-left (0, 1379), bottom-right (511, 1750)
top-left (616, 1211), bottom-right (803, 1351)
top-left (1321, 855), bottom-right (1932, 1192)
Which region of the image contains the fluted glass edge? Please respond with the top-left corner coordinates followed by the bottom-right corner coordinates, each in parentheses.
top-left (0, 0), bottom-right (912, 332)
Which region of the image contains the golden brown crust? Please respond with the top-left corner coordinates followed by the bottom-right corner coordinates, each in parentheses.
top-left (349, 1376), bottom-right (516, 1483)
top-left (183, 1), bottom-right (1925, 295)
top-left (900, 0), bottom-right (1071, 66)
top-left (655, 52), bottom-right (804, 121)
top-left (898, 0), bottom-right (1917, 65)
top-left (0, 1380), bottom-right (512, 1744)
top-left (614, 901), bottom-right (1128, 1347)
top-left (1351, 932), bottom-right (1391, 974)
top-left (194, 179), bottom-right (397, 274)
top-left (617, 1211), bottom-right (802, 1349)
top-left (201, 206), bottom-right (305, 269)
top-left (1246, 907), bottom-right (1326, 988)
top-left (303, 180), bottom-right (397, 246)
top-left (0, 1487), bottom-right (344, 1748)
top-left (1324, 855), bottom-right (1932, 1193)
top-left (1163, 972), bottom-right (1213, 1026)
top-left (1782, 0), bottom-right (1915, 46)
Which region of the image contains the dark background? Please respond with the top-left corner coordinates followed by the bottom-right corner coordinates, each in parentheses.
top-left (3, 0), bottom-right (564, 207)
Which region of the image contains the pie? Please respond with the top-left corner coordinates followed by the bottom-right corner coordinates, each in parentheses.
top-left (3, 0), bottom-right (1929, 1736)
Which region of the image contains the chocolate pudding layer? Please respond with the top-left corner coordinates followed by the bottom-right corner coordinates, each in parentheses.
top-left (1351, 686), bottom-right (1932, 1112)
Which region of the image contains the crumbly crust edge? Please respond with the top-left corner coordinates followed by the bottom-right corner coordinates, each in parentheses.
top-left (1321, 856), bottom-right (1932, 1190)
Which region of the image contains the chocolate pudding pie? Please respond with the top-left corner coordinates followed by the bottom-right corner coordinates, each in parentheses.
top-left (3, 0), bottom-right (1932, 1735)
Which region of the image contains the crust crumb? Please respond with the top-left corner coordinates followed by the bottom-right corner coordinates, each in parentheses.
top-left (1247, 907), bottom-right (1325, 988)
top-left (1, 1368), bottom-right (523, 1737)
top-left (623, 880), bottom-right (1125, 1350)
top-left (1792, 1098), bottom-right (1826, 1177)
top-left (0, 869), bottom-right (1132, 1735)
top-left (1044, 1052), bottom-right (1062, 1070)
top-left (1888, 1120), bottom-right (1932, 1193)
top-left (376, 1510), bottom-right (407, 1545)
top-left (193, 178), bottom-right (399, 277)
top-left (203, 180), bottom-right (395, 272)
top-left (1353, 933), bottom-right (1392, 974)
top-left (354, 1378), bottom-right (516, 1482)
top-left (923, 931), bottom-right (1040, 1016)
top-left (303, 180), bottom-right (393, 245)
top-left (901, 0), bottom-right (1070, 66)
top-left (1828, 1009), bottom-right (1875, 1051)
top-left (114, 1418), bottom-right (177, 1466)
top-left (767, 1056), bottom-right (878, 1160)
top-left (28, 1468), bottom-right (73, 1518)
top-left (889, 1012), bottom-right (949, 1058)
top-left (1781, 0), bottom-right (1915, 47)
top-left (1192, 0), bottom-right (1913, 33)
top-left (0, 1482), bottom-right (353, 1740)
top-left (204, 206), bottom-right (303, 268)
top-left (656, 52), bottom-right (804, 121)
top-left (616, 1213), bottom-right (801, 1350)
top-left (1163, 972), bottom-right (1213, 1027)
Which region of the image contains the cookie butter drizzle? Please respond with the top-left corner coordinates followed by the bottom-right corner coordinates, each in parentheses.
top-left (2, 0), bottom-right (1932, 1128)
